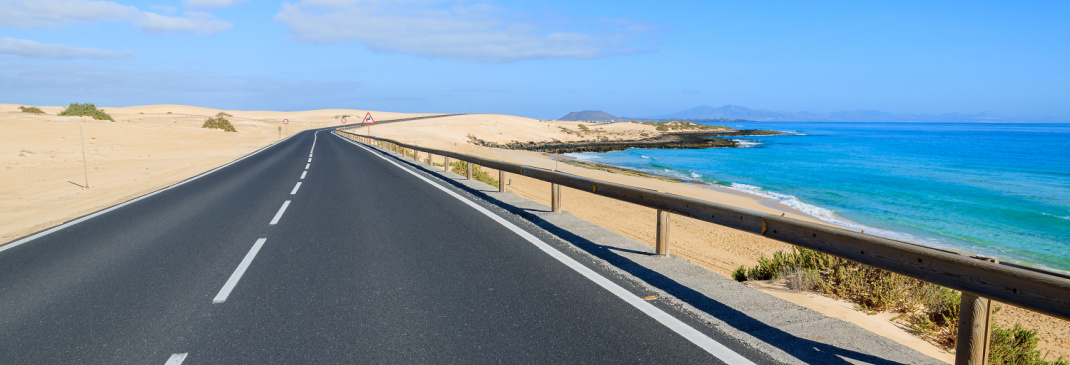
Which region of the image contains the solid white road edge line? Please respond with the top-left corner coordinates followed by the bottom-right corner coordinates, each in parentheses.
top-left (291, 182), bottom-right (302, 195)
top-left (339, 135), bottom-right (755, 365)
top-left (301, 171), bottom-right (307, 179)
top-left (213, 238), bottom-right (267, 303)
top-left (270, 200), bottom-right (291, 225)
top-left (0, 134), bottom-right (298, 254)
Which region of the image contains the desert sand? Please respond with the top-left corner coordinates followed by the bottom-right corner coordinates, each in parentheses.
top-left (0, 103), bottom-right (411, 244)
top-left (3, 106), bottom-right (1066, 361)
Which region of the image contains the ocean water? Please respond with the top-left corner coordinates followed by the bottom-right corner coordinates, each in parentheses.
top-left (567, 122), bottom-right (1070, 272)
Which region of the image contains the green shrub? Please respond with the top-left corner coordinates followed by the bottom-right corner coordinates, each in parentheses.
top-left (18, 106), bottom-right (45, 115)
top-left (578, 124), bottom-right (590, 131)
top-left (450, 161), bottom-right (498, 187)
top-left (989, 323), bottom-right (1068, 365)
top-left (736, 247), bottom-right (1066, 356)
top-left (202, 117), bottom-right (237, 132)
top-left (732, 266), bottom-right (748, 282)
top-left (58, 103), bottom-right (114, 121)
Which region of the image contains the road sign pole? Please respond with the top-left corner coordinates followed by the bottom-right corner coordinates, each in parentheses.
top-left (81, 127), bottom-right (89, 189)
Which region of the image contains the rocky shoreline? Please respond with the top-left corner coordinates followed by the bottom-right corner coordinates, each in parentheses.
top-left (471, 129), bottom-right (781, 153)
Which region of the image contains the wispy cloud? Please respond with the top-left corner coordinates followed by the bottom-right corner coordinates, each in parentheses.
top-left (0, 0), bottom-right (137, 28)
top-left (134, 11), bottom-right (231, 34)
top-left (0, 0), bottom-right (232, 35)
top-left (274, 0), bottom-right (654, 62)
top-left (0, 37), bottom-right (132, 59)
top-left (183, 0), bottom-right (248, 10)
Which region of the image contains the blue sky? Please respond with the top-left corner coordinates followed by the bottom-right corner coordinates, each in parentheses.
top-left (1, 0), bottom-right (1067, 119)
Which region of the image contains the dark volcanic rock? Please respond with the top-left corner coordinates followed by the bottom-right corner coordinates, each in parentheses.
top-left (474, 129), bottom-right (779, 154)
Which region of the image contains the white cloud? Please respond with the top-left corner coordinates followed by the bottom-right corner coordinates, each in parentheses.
top-left (183, 0), bottom-right (248, 9)
top-left (274, 0), bottom-right (652, 62)
top-left (0, 37), bottom-right (132, 59)
top-left (0, 0), bottom-right (137, 28)
top-left (134, 11), bottom-right (232, 34)
top-left (0, 0), bottom-right (232, 35)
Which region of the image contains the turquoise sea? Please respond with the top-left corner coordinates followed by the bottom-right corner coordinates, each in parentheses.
top-left (567, 122), bottom-right (1070, 272)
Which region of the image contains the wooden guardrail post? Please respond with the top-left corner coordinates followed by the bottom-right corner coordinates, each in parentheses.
top-left (499, 170), bottom-right (506, 192)
top-left (466, 162), bottom-right (473, 180)
top-left (956, 292), bottom-right (993, 365)
top-left (551, 184), bottom-right (561, 212)
top-left (656, 210), bottom-right (670, 256)
top-left (444, 156), bottom-right (450, 171)
top-left (956, 257), bottom-right (997, 365)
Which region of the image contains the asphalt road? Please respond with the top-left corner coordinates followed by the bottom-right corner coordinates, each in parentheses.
top-left (0, 129), bottom-right (768, 364)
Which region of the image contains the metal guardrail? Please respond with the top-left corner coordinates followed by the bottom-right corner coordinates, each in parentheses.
top-left (366, 113), bottom-right (468, 125)
top-left (336, 129), bottom-right (1070, 364)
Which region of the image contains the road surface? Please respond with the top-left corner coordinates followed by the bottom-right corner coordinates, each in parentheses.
top-left (0, 129), bottom-right (769, 364)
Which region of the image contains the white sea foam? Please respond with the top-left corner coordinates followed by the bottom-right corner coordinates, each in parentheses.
top-left (725, 183), bottom-right (942, 246)
top-left (690, 171), bottom-right (703, 179)
top-left (565, 152), bottom-right (599, 161)
top-left (733, 139), bottom-right (762, 148)
top-left (1042, 213), bottom-right (1070, 220)
top-left (640, 155), bottom-right (651, 159)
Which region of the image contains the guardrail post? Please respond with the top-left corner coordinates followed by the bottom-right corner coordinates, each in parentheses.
top-left (656, 210), bottom-right (671, 256)
top-left (413, 149), bottom-right (418, 161)
top-left (466, 162), bottom-right (473, 180)
top-left (955, 292), bottom-right (993, 365)
top-left (551, 184), bottom-right (561, 212)
top-left (499, 170), bottom-right (506, 192)
top-left (444, 157), bottom-right (450, 171)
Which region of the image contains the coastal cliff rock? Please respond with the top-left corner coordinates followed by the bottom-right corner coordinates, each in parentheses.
top-left (473, 129), bottom-right (780, 153)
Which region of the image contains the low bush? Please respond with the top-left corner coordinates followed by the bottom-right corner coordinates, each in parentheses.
top-left (989, 323), bottom-right (1069, 365)
top-left (18, 106), bottom-right (45, 115)
top-left (734, 248), bottom-right (1066, 362)
top-left (202, 116), bottom-right (237, 132)
top-left (578, 124), bottom-right (590, 132)
top-left (58, 103), bottom-right (114, 121)
top-left (216, 112), bottom-right (232, 118)
top-left (450, 161), bottom-right (498, 187)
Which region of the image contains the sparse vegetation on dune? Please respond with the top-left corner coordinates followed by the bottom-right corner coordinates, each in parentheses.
top-left (18, 106), bottom-right (45, 115)
top-left (733, 248), bottom-right (1067, 364)
top-left (216, 112), bottom-right (232, 118)
top-left (201, 116), bottom-right (237, 132)
top-left (58, 103), bottom-right (114, 121)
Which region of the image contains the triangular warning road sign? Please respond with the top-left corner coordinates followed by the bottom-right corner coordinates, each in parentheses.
top-left (362, 112), bottom-right (375, 124)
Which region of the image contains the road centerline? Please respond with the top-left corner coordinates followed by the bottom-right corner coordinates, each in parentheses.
top-left (305, 163), bottom-right (310, 170)
top-left (300, 171), bottom-right (307, 179)
top-left (165, 353), bottom-right (188, 364)
top-left (270, 200), bottom-right (291, 225)
top-left (213, 238), bottom-right (268, 303)
top-left (290, 182), bottom-right (302, 195)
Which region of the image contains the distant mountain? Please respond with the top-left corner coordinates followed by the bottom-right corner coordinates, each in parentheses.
top-left (559, 110), bottom-right (620, 122)
top-left (654, 104), bottom-right (1022, 123)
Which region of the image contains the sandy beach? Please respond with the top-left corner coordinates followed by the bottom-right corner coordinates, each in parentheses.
top-left (3, 106), bottom-right (1066, 362)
